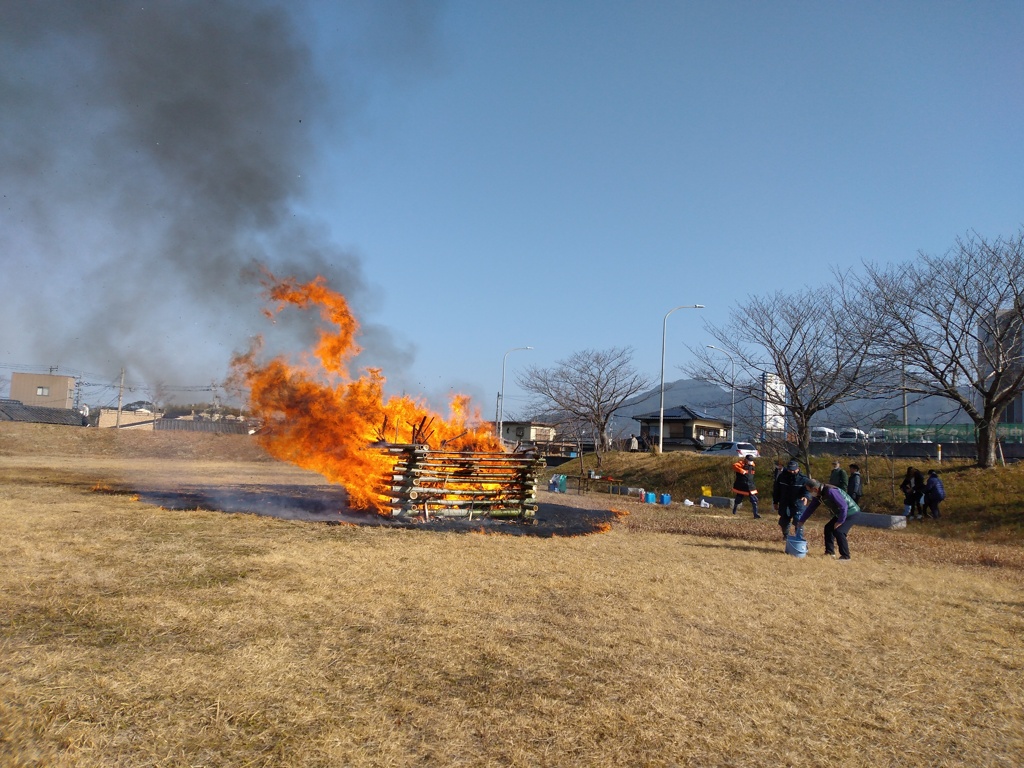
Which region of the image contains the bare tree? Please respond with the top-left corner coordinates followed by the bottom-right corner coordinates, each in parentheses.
top-left (685, 284), bottom-right (878, 469)
top-left (518, 347), bottom-right (652, 467)
top-left (861, 230), bottom-right (1024, 468)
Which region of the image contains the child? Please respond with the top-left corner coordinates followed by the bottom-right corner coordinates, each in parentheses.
top-left (731, 456), bottom-right (761, 518)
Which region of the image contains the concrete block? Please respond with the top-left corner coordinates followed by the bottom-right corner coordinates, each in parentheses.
top-left (852, 512), bottom-right (907, 529)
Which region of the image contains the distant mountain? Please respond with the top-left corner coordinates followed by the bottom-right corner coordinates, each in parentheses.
top-left (609, 379), bottom-right (731, 436)
top-left (607, 378), bottom-right (975, 439)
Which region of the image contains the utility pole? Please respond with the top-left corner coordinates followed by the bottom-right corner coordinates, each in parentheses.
top-left (901, 362), bottom-right (908, 435)
top-left (116, 367), bottom-right (125, 428)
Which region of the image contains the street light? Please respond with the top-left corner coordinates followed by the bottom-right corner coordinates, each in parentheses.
top-left (498, 346), bottom-right (533, 442)
top-left (706, 345), bottom-right (735, 442)
top-left (659, 304), bottom-right (705, 453)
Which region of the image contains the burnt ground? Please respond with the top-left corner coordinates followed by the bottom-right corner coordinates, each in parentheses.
top-left (3, 423), bottom-right (624, 537)
top-left (134, 484), bottom-right (622, 538)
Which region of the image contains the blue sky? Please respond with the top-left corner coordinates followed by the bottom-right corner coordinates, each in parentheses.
top-left (3, 1), bottom-right (1023, 416)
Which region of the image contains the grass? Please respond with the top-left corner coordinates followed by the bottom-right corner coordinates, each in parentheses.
top-left (556, 450), bottom-right (1024, 545)
top-left (2, 423), bottom-right (1024, 766)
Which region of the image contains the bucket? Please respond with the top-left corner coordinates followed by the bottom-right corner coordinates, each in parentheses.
top-left (644, 492), bottom-right (656, 504)
top-left (785, 535), bottom-right (808, 558)
top-left (659, 493), bottom-right (671, 505)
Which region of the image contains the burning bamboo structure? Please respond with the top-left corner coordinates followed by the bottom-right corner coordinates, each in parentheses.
top-left (383, 444), bottom-right (543, 521)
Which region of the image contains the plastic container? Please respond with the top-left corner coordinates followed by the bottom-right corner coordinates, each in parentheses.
top-left (644, 492), bottom-right (656, 504)
top-left (659, 493), bottom-right (672, 505)
top-left (785, 535), bottom-right (808, 558)
top-left (548, 474), bottom-right (568, 493)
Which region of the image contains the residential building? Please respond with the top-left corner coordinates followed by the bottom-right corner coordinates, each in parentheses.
top-left (9, 372), bottom-right (75, 409)
top-left (632, 405), bottom-right (730, 451)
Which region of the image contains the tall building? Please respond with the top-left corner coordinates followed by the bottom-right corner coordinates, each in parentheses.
top-left (984, 308), bottom-right (1024, 425)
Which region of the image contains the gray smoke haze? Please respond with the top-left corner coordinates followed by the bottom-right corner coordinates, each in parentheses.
top-left (0, 0), bottom-right (427, 399)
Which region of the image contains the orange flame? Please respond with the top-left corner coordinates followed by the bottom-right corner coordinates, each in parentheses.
top-left (231, 270), bottom-right (501, 513)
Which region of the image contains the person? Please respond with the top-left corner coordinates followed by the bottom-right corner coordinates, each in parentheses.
top-left (772, 459), bottom-right (809, 540)
top-left (638, 431), bottom-right (650, 452)
top-left (924, 469), bottom-right (945, 519)
top-left (847, 463), bottom-right (863, 504)
top-left (901, 467), bottom-right (926, 520)
top-left (772, 458), bottom-right (785, 482)
top-left (628, 434), bottom-right (639, 452)
top-left (731, 456), bottom-right (761, 518)
top-left (796, 479), bottom-right (862, 560)
top-left (828, 460), bottom-right (849, 492)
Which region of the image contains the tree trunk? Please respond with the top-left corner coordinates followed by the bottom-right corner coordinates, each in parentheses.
top-left (793, 416), bottom-right (812, 471)
top-left (976, 417), bottom-right (999, 469)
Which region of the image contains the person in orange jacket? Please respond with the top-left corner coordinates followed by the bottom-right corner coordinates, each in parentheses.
top-left (731, 455), bottom-right (761, 518)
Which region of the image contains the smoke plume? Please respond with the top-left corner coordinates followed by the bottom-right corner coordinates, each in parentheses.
top-left (0, 0), bottom-right (425, 398)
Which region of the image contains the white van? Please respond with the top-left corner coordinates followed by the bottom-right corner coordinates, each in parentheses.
top-left (810, 427), bottom-right (837, 442)
top-left (836, 428), bottom-right (868, 443)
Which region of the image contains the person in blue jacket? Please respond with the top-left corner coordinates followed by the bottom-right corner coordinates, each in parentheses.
top-left (796, 479), bottom-right (861, 560)
top-left (924, 469), bottom-right (946, 519)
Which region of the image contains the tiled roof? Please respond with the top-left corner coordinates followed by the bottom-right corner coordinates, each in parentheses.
top-left (0, 399), bottom-right (87, 426)
top-left (154, 419), bottom-right (253, 434)
top-left (632, 405), bottom-right (726, 423)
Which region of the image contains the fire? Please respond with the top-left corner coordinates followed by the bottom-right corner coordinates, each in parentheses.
top-left (231, 270), bottom-right (501, 513)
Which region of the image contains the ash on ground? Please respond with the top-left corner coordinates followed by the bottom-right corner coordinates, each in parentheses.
top-left (136, 486), bottom-right (621, 537)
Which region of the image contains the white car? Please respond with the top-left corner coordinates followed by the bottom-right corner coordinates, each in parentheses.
top-left (810, 427), bottom-right (838, 442)
top-left (836, 428), bottom-right (869, 442)
top-left (703, 441), bottom-right (760, 458)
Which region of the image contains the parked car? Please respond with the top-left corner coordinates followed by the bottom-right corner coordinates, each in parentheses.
top-left (810, 427), bottom-right (837, 442)
top-left (703, 441), bottom-right (760, 458)
top-left (837, 428), bottom-right (869, 442)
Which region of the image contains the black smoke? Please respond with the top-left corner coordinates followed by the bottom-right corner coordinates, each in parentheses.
top-left (0, 0), bottom-right (427, 398)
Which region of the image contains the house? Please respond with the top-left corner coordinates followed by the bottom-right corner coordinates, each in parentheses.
top-left (632, 405), bottom-right (730, 451)
top-left (497, 421), bottom-right (556, 445)
top-left (0, 399), bottom-right (87, 426)
top-left (97, 408), bottom-right (164, 429)
top-left (155, 419), bottom-right (252, 434)
top-left (96, 408), bottom-right (255, 433)
top-left (9, 372), bottom-right (76, 409)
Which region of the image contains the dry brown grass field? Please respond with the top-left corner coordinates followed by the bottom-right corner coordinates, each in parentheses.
top-left (2, 423), bottom-right (1023, 767)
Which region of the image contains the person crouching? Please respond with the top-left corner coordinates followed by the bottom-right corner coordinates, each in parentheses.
top-left (796, 479), bottom-right (861, 560)
top-left (731, 456), bottom-right (761, 518)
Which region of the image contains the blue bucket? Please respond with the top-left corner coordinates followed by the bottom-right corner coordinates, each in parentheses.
top-left (659, 493), bottom-right (671, 505)
top-left (644, 492), bottom-right (656, 504)
top-left (785, 535), bottom-right (808, 558)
